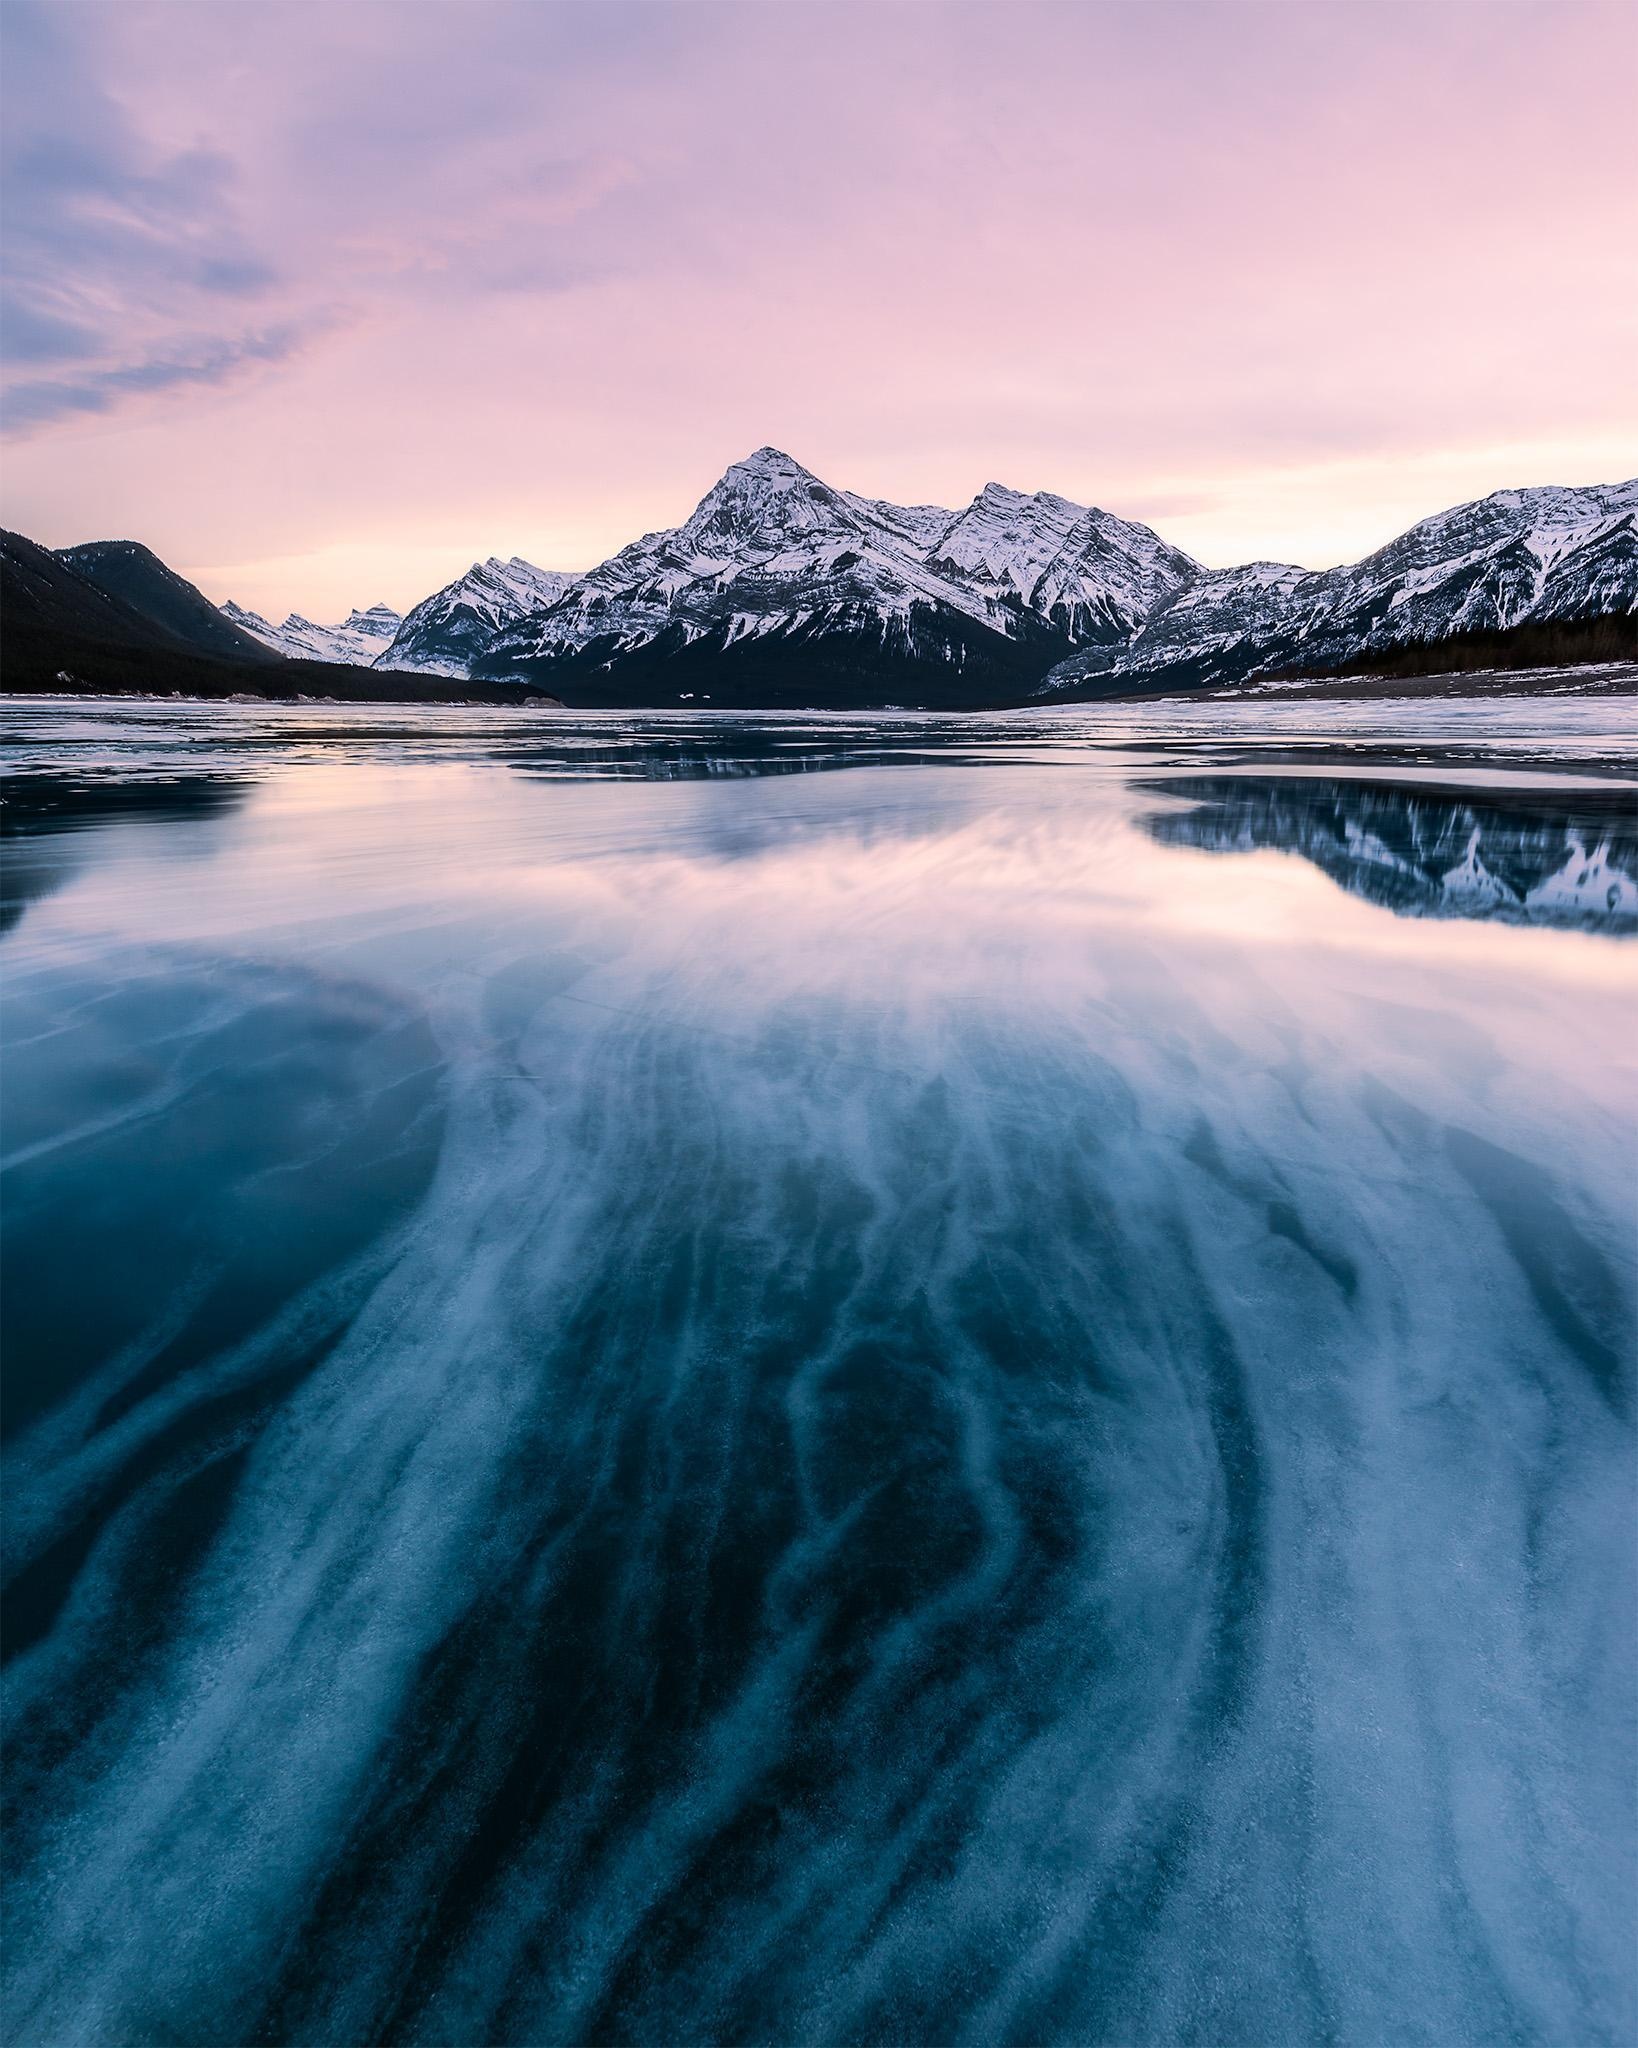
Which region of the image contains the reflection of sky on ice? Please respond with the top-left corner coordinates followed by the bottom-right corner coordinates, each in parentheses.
top-left (3, 701), bottom-right (1635, 2046)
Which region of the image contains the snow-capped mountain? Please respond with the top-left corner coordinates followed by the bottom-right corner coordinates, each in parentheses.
top-left (469, 447), bottom-right (1198, 703)
top-left (221, 600), bottom-right (402, 666)
top-left (207, 461), bottom-right (1636, 703)
top-left (1042, 481), bottom-right (1638, 696)
top-left (924, 482), bottom-right (1197, 644)
top-left (375, 557), bottom-right (577, 677)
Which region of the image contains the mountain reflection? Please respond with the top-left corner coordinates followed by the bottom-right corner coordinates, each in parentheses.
top-left (1, 775), bottom-right (248, 937)
top-left (502, 728), bottom-right (952, 779)
top-left (1146, 775), bottom-right (1638, 931)
top-left (2, 772), bottom-right (248, 835)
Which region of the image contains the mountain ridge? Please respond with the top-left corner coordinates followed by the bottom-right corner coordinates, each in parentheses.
top-left (22, 453), bottom-right (1638, 707)
top-left (375, 556), bottom-right (578, 676)
top-left (0, 529), bottom-right (553, 705)
top-left (222, 599), bottom-right (402, 666)
top-left (58, 540), bottom-right (281, 666)
top-left (1040, 479), bottom-right (1638, 697)
top-left (470, 446), bottom-right (1201, 700)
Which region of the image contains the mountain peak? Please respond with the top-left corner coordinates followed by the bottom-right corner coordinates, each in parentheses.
top-left (343, 605), bottom-right (401, 632)
top-left (218, 597), bottom-right (402, 665)
top-left (373, 554), bottom-right (578, 676)
top-left (975, 481), bottom-right (1082, 513)
top-left (670, 448), bottom-right (850, 559)
top-left (59, 539), bottom-right (281, 663)
top-left (722, 446), bottom-right (811, 485)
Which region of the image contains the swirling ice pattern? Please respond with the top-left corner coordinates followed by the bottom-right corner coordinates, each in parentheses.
top-left (1, 740), bottom-right (1633, 2048)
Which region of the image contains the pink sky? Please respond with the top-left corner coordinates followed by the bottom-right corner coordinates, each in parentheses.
top-left (2, 0), bottom-right (1634, 620)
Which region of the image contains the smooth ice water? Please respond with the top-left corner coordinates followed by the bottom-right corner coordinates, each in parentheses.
top-left (2, 696), bottom-right (1635, 2047)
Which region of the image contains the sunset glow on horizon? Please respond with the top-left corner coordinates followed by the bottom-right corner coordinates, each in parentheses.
top-left (2, 0), bottom-right (1634, 620)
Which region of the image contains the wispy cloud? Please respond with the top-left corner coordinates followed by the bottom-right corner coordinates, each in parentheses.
top-left (2, 324), bottom-right (318, 434)
top-left (0, 1), bottom-right (640, 440)
top-left (0, 0), bottom-right (285, 413)
top-left (0, 295), bottom-right (104, 366)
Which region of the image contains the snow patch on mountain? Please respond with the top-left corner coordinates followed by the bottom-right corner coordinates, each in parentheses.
top-left (221, 600), bottom-right (401, 666)
top-left (479, 447), bottom-right (1200, 683)
top-left (215, 463), bottom-right (1637, 698)
top-left (1042, 479), bottom-right (1638, 695)
top-left (375, 557), bottom-right (578, 676)
top-left (925, 483), bottom-right (1196, 644)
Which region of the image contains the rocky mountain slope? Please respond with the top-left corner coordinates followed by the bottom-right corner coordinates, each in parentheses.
top-left (221, 601), bottom-right (401, 666)
top-left (6, 530), bottom-right (205, 658)
top-left (56, 540), bottom-right (280, 665)
top-left (1041, 481), bottom-right (1638, 696)
top-left (470, 448), bottom-right (1198, 704)
top-left (375, 557), bottom-right (577, 676)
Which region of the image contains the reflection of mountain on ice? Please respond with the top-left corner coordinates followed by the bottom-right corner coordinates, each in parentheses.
top-left (1145, 776), bottom-right (1638, 931)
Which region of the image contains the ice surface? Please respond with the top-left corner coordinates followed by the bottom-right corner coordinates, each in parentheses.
top-left (1, 698), bottom-right (1634, 2046)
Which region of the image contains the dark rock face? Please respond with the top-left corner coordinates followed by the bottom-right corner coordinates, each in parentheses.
top-left (0, 529), bottom-right (545, 704)
top-left (55, 539), bottom-right (280, 664)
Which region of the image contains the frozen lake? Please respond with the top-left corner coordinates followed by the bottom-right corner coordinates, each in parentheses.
top-left (3, 694), bottom-right (1635, 2045)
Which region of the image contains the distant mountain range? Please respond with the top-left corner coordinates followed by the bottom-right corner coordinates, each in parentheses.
top-left (4, 450), bottom-right (1633, 706)
top-left (1048, 483), bottom-right (1638, 694)
top-left (221, 599), bottom-right (402, 666)
top-left (0, 531), bottom-right (539, 705)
